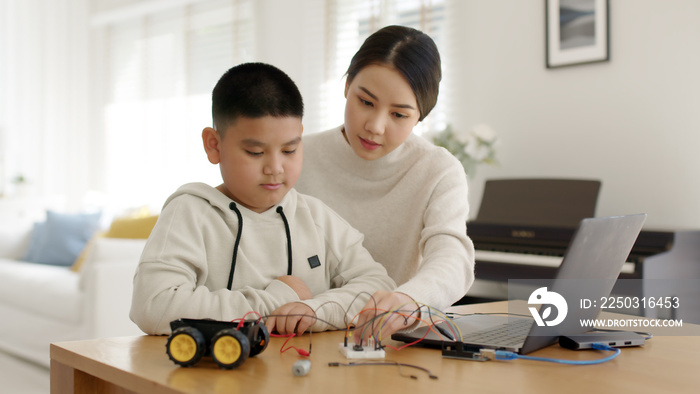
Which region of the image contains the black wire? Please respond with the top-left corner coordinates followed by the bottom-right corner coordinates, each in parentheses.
top-left (262, 313), bottom-right (346, 331)
top-left (261, 291), bottom-right (386, 334)
top-left (312, 291), bottom-right (378, 329)
top-left (367, 292), bottom-right (378, 343)
top-left (358, 307), bottom-right (423, 345)
top-left (426, 308), bottom-right (455, 341)
top-left (329, 361), bottom-right (438, 380)
top-left (446, 311), bottom-right (532, 319)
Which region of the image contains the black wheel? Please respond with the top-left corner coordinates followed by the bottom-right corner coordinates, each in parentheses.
top-left (211, 329), bottom-right (250, 369)
top-left (166, 326), bottom-right (205, 367)
top-left (249, 322), bottom-right (270, 357)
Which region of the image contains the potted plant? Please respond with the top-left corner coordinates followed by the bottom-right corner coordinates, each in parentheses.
top-left (428, 124), bottom-right (498, 178)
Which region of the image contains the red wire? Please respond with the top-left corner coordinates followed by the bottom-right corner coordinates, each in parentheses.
top-left (231, 311), bottom-right (263, 330)
top-left (348, 307), bottom-right (455, 350)
top-left (382, 326), bottom-right (431, 351)
top-left (270, 333), bottom-right (310, 356)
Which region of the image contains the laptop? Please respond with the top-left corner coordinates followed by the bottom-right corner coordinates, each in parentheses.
top-left (392, 213), bottom-right (647, 355)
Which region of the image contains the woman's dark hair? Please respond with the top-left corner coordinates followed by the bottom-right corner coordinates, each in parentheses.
top-left (345, 25), bottom-right (441, 121)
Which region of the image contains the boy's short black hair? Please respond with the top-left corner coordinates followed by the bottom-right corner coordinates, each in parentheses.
top-left (211, 62), bottom-right (304, 133)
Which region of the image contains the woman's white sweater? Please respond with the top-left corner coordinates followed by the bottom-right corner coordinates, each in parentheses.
top-left (296, 127), bottom-right (475, 310)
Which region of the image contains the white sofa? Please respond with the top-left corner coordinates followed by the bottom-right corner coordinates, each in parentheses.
top-left (0, 220), bottom-right (146, 367)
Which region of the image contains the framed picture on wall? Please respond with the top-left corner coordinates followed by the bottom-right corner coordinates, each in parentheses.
top-left (546, 0), bottom-right (610, 68)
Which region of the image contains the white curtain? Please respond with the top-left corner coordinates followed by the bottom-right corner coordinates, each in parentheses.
top-left (90, 0), bottom-right (254, 211)
top-left (0, 0), bottom-right (90, 207)
top-left (0, 0), bottom-right (451, 213)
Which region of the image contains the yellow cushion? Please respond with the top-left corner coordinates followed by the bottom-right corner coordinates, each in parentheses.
top-left (104, 215), bottom-right (159, 239)
top-left (70, 232), bottom-right (104, 272)
top-left (70, 215), bottom-right (158, 272)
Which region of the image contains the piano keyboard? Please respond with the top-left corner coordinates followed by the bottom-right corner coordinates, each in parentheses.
top-left (475, 250), bottom-right (636, 274)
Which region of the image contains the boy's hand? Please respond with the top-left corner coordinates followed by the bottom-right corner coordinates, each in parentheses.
top-left (276, 275), bottom-right (313, 300)
top-left (266, 302), bottom-right (316, 335)
top-left (353, 291), bottom-right (420, 345)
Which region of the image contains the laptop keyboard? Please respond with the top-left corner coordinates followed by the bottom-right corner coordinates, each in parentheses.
top-left (460, 318), bottom-right (533, 347)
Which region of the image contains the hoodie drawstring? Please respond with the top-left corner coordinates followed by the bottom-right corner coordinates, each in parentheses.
top-left (227, 202), bottom-right (243, 290)
top-left (276, 206), bottom-right (293, 275)
top-left (227, 202), bottom-right (293, 290)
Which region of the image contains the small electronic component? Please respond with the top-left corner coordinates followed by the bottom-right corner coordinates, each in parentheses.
top-left (441, 342), bottom-right (489, 362)
top-left (292, 359), bottom-right (311, 376)
top-left (338, 342), bottom-right (386, 359)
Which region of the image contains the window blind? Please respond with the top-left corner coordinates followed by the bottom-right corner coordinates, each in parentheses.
top-left (321, 0), bottom-right (448, 135)
top-left (92, 0), bottom-right (254, 209)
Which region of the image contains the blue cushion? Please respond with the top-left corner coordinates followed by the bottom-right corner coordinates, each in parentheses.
top-left (24, 222), bottom-right (48, 263)
top-left (24, 211), bottom-right (102, 266)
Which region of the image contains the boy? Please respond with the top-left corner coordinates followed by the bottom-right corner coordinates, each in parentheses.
top-left (130, 63), bottom-right (396, 335)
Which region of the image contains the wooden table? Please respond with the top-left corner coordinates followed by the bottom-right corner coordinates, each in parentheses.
top-left (51, 301), bottom-right (699, 393)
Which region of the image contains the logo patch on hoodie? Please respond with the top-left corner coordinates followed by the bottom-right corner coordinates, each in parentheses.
top-left (307, 255), bottom-right (321, 269)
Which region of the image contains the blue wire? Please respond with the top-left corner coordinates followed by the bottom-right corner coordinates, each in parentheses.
top-left (494, 343), bottom-right (621, 365)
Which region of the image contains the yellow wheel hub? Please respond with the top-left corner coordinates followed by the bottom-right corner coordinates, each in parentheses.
top-left (169, 334), bottom-right (198, 363)
top-left (213, 336), bottom-right (242, 365)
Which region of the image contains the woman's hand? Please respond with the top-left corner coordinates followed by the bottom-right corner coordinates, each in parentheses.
top-left (352, 290), bottom-right (420, 345)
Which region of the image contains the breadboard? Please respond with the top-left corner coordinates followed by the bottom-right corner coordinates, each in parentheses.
top-left (338, 343), bottom-right (386, 359)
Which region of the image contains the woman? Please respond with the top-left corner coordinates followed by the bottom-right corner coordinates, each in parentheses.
top-left (295, 25), bottom-right (475, 340)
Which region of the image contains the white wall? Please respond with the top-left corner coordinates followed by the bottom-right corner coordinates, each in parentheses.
top-left (256, 0), bottom-right (700, 229)
top-left (4, 0), bottom-right (699, 229)
top-left (253, 0), bottom-right (328, 137)
top-left (446, 0), bottom-right (700, 229)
